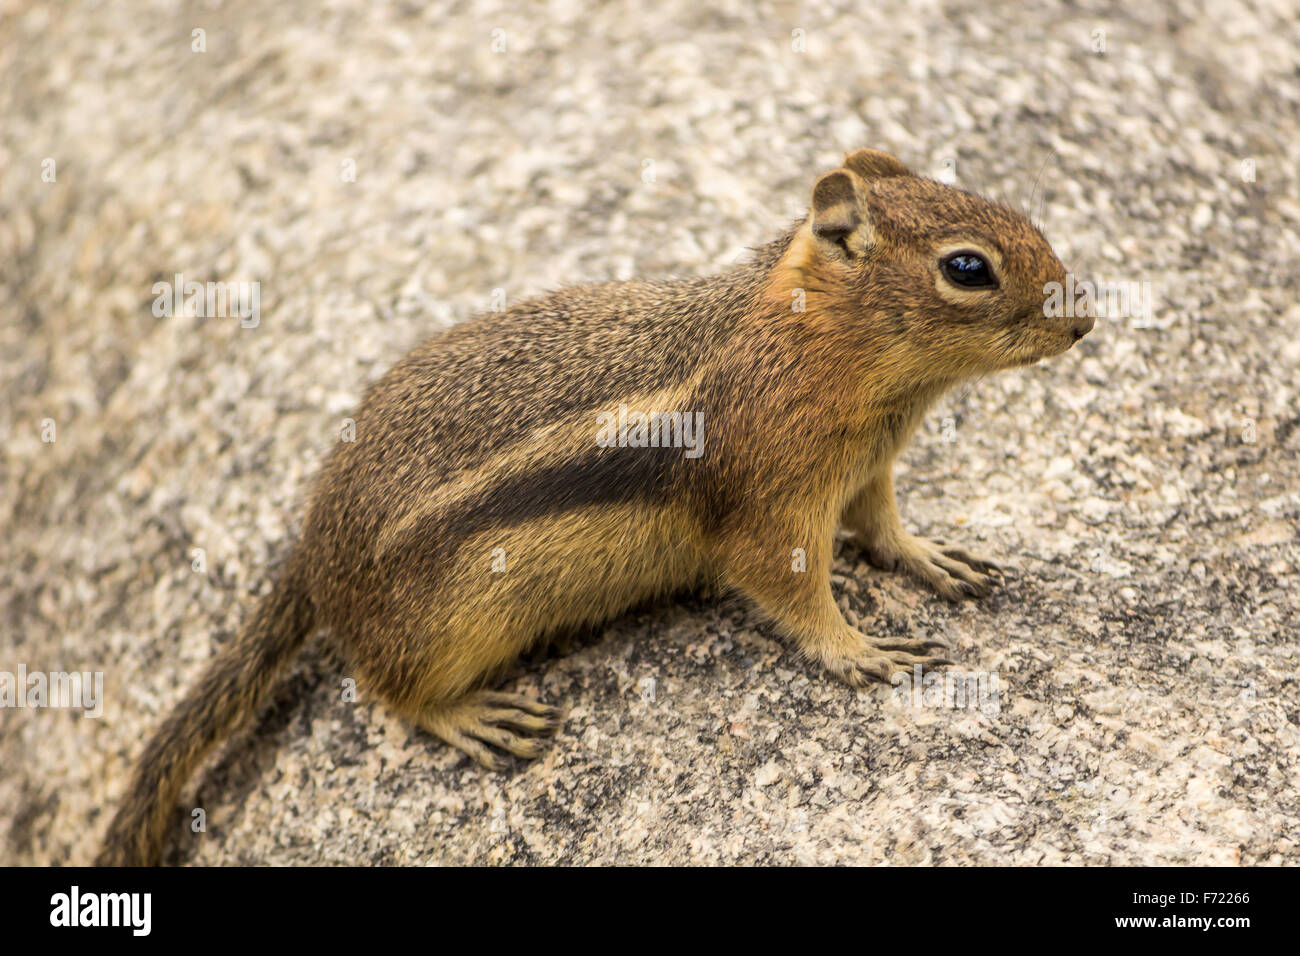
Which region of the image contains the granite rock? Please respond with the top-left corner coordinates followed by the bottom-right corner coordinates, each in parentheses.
top-left (1, 0), bottom-right (1297, 865)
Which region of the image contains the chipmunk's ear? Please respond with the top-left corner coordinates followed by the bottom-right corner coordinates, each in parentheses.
top-left (810, 151), bottom-right (910, 256)
top-left (810, 169), bottom-right (872, 254)
top-left (843, 148), bottom-right (911, 181)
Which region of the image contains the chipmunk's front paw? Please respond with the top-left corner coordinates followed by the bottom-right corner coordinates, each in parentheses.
top-left (863, 534), bottom-right (1002, 600)
top-left (815, 631), bottom-right (953, 688)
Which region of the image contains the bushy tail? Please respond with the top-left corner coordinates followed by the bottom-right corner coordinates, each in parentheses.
top-left (97, 570), bottom-right (315, 866)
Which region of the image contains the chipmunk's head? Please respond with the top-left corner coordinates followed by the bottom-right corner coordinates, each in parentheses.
top-left (781, 149), bottom-right (1090, 380)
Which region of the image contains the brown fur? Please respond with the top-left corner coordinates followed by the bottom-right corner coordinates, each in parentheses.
top-left (97, 149), bottom-right (1091, 865)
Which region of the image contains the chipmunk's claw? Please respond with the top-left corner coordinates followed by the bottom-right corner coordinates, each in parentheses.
top-left (865, 535), bottom-right (1002, 601)
top-left (421, 690), bottom-right (565, 770)
top-left (816, 631), bottom-right (955, 689)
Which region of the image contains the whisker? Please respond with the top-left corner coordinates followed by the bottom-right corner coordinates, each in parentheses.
top-left (1029, 146), bottom-right (1060, 230)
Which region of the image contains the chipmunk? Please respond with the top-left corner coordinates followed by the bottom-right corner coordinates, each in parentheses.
top-left (98, 149), bottom-right (1091, 865)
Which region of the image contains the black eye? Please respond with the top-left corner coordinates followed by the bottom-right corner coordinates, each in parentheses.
top-left (941, 251), bottom-right (997, 289)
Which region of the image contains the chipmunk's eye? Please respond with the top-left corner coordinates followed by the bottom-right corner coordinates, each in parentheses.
top-left (941, 251), bottom-right (997, 289)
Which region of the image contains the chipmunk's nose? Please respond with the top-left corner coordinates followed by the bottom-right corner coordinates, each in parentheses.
top-left (1071, 314), bottom-right (1095, 340)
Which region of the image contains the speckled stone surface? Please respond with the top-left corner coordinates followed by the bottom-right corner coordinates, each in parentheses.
top-left (2, 0), bottom-right (1297, 865)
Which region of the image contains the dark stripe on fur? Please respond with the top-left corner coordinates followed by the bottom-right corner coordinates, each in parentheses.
top-left (388, 444), bottom-right (684, 570)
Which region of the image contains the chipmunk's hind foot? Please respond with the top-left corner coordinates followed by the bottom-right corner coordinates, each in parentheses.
top-left (421, 690), bottom-right (564, 771)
